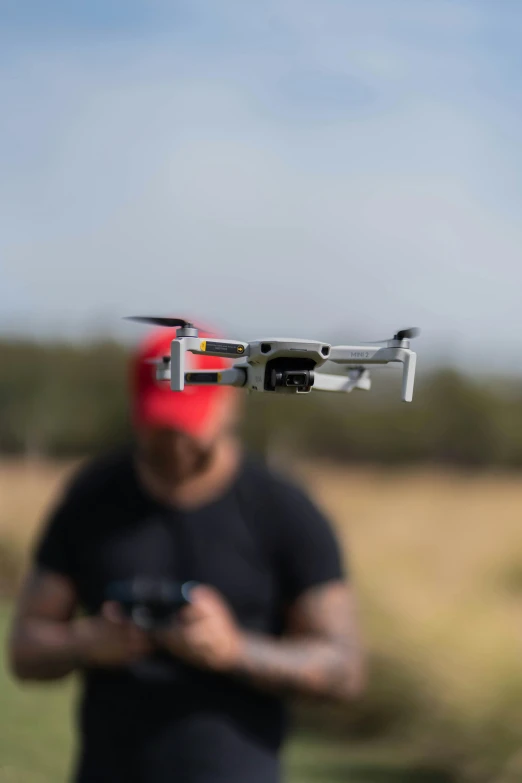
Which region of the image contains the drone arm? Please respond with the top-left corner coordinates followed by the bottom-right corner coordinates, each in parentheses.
top-left (328, 345), bottom-right (417, 402)
top-left (313, 369), bottom-right (371, 393)
top-left (195, 338), bottom-right (249, 358)
top-left (328, 345), bottom-right (388, 364)
top-left (185, 368), bottom-right (247, 388)
top-left (160, 363), bottom-right (247, 388)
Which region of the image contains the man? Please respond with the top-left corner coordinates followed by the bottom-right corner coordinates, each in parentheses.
top-left (7, 323), bottom-right (366, 783)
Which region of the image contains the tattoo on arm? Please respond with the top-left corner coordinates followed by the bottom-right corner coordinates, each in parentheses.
top-left (232, 581), bottom-right (365, 701)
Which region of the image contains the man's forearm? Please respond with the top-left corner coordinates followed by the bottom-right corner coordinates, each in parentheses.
top-left (8, 620), bottom-right (80, 681)
top-left (232, 632), bottom-right (364, 701)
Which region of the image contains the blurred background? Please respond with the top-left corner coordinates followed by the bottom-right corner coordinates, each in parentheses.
top-left (2, 1), bottom-right (522, 781)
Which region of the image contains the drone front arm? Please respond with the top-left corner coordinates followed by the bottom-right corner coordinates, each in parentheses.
top-left (157, 361), bottom-right (247, 388)
top-left (185, 368), bottom-right (247, 388)
top-left (171, 336), bottom-right (249, 391)
top-left (328, 345), bottom-right (417, 402)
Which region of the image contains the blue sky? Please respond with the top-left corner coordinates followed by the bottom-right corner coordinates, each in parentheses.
top-left (2, 1), bottom-right (522, 372)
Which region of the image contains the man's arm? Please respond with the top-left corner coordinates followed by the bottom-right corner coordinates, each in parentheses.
top-left (153, 580), bottom-right (366, 703)
top-left (231, 472), bottom-right (366, 701)
top-left (233, 579), bottom-right (366, 701)
top-left (7, 567), bottom-right (82, 681)
top-left (8, 567), bottom-right (153, 682)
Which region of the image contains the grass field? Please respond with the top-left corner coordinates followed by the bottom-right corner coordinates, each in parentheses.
top-left (1, 456), bottom-right (522, 781)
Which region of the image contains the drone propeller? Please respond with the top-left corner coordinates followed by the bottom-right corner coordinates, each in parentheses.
top-left (144, 356), bottom-right (170, 365)
top-left (125, 316), bottom-right (195, 328)
top-left (394, 327), bottom-right (420, 340)
top-left (362, 327), bottom-right (421, 344)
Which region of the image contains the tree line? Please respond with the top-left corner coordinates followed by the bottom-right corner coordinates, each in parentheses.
top-left (2, 337), bottom-right (522, 467)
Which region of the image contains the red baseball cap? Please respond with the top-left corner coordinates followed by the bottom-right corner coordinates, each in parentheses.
top-left (130, 324), bottom-right (236, 437)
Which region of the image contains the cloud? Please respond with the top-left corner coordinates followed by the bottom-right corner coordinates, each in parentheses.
top-left (1, 0), bottom-right (521, 371)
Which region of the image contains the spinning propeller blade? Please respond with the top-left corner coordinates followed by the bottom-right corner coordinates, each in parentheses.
top-left (144, 356), bottom-right (170, 365)
top-left (125, 316), bottom-right (194, 328)
top-left (362, 327), bottom-right (421, 344)
top-left (394, 327), bottom-right (420, 340)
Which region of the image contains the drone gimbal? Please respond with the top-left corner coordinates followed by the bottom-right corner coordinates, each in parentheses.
top-left (126, 318), bottom-right (420, 402)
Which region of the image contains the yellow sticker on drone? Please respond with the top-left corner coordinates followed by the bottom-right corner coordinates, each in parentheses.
top-left (200, 340), bottom-right (244, 355)
top-left (217, 372), bottom-right (222, 382)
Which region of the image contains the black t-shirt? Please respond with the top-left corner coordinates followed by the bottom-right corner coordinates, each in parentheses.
top-left (33, 447), bottom-right (346, 783)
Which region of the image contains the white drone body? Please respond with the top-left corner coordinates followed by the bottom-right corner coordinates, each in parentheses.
top-left (128, 318), bottom-right (419, 402)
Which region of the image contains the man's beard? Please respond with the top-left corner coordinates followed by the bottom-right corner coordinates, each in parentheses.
top-left (143, 439), bottom-right (215, 485)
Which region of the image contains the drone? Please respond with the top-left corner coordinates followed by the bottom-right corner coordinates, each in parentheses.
top-left (126, 317), bottom-right (420, 402)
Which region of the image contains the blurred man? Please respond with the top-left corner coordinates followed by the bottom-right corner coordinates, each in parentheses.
top-left (7, 324), bottom-right (366, 783)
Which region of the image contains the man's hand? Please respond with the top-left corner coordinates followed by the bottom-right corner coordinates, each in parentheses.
top-left (152, 584), bottom-right (245, 672)
top-left (151, 579), bottom-right (366, 703)
top-left (150, 581), bottom-right (366, 705)
top-left (72, 602), bottom-right (153, 668)
top-left (9, 569), bottom-right (151, 681)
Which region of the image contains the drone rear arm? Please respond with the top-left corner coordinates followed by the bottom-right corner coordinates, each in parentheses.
top-left (328, 345), bottom-right (417, 402)
top-left (313, 369), bottom-right (371, 394)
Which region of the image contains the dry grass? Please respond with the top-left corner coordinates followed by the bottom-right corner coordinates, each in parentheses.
top-left (0, 458), bottom-right (80, 551)
top-left (2, 456), bottom-right (522, 771)
top-left (0, 458), bottom-right (82, 594)
top-left (292, 461), bottom-right (522, 725)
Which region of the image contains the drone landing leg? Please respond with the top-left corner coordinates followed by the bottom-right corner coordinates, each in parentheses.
top-left (402, 351), bottom-right (416, 403)
top-left (171, 339), bottom-right (186, 391)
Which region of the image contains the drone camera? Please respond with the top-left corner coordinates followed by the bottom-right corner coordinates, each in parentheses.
top-left (271, 369), bottom-right (315, 390)
top-left (286, 370), bottom-right (312, 388)
top-left (265, 357), bottom-right (316, 393)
